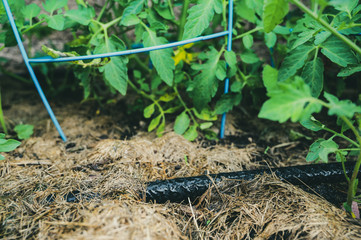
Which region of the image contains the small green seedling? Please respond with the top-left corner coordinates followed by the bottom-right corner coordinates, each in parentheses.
top-left (0, 133), bottom-right (21, 160)
top-left (14, 124), bottom-right (34, 140)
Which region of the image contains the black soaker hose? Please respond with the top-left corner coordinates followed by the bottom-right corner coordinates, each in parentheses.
top-left (145, 162), bottom-right (358, 203)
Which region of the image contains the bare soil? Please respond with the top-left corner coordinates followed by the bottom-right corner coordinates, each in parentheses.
top-left (1, 76), bottom-right (361, 239)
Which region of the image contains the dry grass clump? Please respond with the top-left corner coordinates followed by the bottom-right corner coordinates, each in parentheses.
top-left (176, 174), bottom-right (361, 239)
top-left (56, 200), bottom-right (186, 240)
top-left (85, 132), bottom-right (258, 182)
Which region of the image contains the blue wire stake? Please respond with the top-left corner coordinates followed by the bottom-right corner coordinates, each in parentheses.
top-left (220, 0), bottom-right (234, 139)
top-left (2, 0), bottom-right (67, 141)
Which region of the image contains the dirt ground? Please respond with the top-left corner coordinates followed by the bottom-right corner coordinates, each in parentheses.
top-left (1, 76), bottom-right (361, 239)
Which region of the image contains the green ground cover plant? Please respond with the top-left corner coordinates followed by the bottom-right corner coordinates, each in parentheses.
top-left (0, 0), bottom-right (361, 215)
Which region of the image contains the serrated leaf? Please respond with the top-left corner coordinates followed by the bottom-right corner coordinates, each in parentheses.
top-left (329, 0), bottom-right (358, 15)
top-left (291, 30), bottom-right (316, 50)
top-left (264, 32), bottom-right (277, 48)
top-left (158, 93), bottom-right (176, 102)
top-left (263, 0), bottom-right (289, 33)
top-left (64, 6), bottom-right (95, 25)
top-left (324, 92), bottom-right (361, 118)
top-left (193, 108), bottom-right (217, 121)
top-left (240, 50), bottom-right (259, 64)
top-left (143, 30), bottom-right (174, 86)
top-left (301, 57), bottom-right (324, 97)
top-left (215, 94), bottom-right (242, 114)
top-left (190, 47), bottom-right (221, 110)
top-left (243, 35), bottom-right (254, 49)
top-left (262, 65), bottom-right (278, 92)
top-left (0, 139), bottom-right (21, 152)
top-left (120, 0), bottom-right (145, 25)
top-left (259, 77), bottom-right (322, 123)
top-left (224, 51), bottom-right (237, 77)
top-left (300, 116), bottom-right (324, 132)
top-left (14, 124), bottom-right (33, 140)
top-left (43, 0), bottom-right (68, 13)
top-left (97, 36), bottom-right (128, 95)
top-left (183, 125), bottom-right (198, 141)
top-left (321, 36), bottom-right (357, 67)
top-left (182, 0), bottom-right (222, 40)
top-left (21, 3), bottom-right (41, 20)
top-left (148, 114), bottom-right (162, 132)
top-left (45, 15), bottom-right (66, 30)
top-left (121, 14), bottom-right (140, 26)
top-left (174, 111), bottom-right (190, 135)
top-left (216, 61), bottom-right (227, 80)
top-left (306, 138), bottom-right (339, 163)
top-left (338, 65), bottom-right (361, 77)
top-left (144, 104), bottom-right (155, 118)
top-left (235, 0), bottom-right (257, 23)
top-left (314, 31), bottom-right (331, 45)
top-left (156, 120), bottom-right (165, 136)
top-left (278, 44), bottom-right (314, 82)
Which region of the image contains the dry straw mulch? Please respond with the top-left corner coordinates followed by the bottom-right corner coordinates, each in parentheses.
top-left (1, 102), bottom-right (361, 239)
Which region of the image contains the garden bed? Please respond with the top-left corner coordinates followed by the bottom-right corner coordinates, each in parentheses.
top-left (1, 77), bottom-right (361, 239)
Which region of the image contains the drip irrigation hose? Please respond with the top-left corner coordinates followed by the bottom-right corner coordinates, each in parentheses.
top-left (145, 162), bottom-right (357, 203)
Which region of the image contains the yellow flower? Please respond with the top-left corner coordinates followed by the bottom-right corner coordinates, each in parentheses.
top-left (172, 43), bottom-right (194, 66)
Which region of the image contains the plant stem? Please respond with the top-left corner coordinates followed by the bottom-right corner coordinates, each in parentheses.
top-left (0, 89), bottom-right (7, 135)
top-left (290, 0), bottom-right (361, 57)
top-left (233, 27), bottom-right (263, 40)
top-left (21, 19), bottom-right (46, 34)
top-left (174, 86), bottom-right (198, 126)
top-left (167, 0), bottom-right (175, 19)
top-left (322, 126), bottom-right (360, 148)
top-left (97, 0), bottom-right (110, 22)
top-left (178, 0), bottom-right (190, 41)
top-left (340, 116), bottom-right (361, 209)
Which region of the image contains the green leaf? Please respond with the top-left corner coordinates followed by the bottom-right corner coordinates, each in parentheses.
top-left (258, 77), bottom-right (322, 123)
top-left (301, 57), bottom-right (324, 97)
top-left (321, 36), bottom-right (358, 67)
top-left (224, 51), bottom-right (237, 77)
top-left (235, 0), bottom-right (257, 23)
top-left (183, 125), bottom-right (198, 141)
top-left (45, 15), bottom-right (66, 31)
top-left (174, 111), bottom-right (190, 135)
top-left (148, 114), bottom-right (162, 132)
top-left (143, 30), bottom-right (174, 86)
top-left (21, 3), bottom-right (41, 20)
top-left (200, 122), bottom-right (213, 130)
top-left (329, 0), bottom-right (358, 15)
top-left (278, 44), bottom-right (314, 82)
top-left (214, 94), bottom-right (242, 114)
top-left (144, 104), bottom-right (155, 118)
top-left (306, 138), bottom-right (339, 163)
top-left (243, 35), bottom-right (253, 49)
top-left (193, 108), bottom-right (217, 121)
top-left (314, 31), bottom-right (331, 45)
top-left (158, 93), bottom-right (176, 102)
top-left (43, 0), bottom-right (68, 13)
top-left (264, 32), bottom-right (277, 48)
top-left (14, 124), bottom-right (33, 140)
top-left (190, 47), bottom-right (221, 110)
top-left (300, 116), bottom-right (324, 132)
top-left (97, 35), bottom-right (128, 95)
top-left (0, 138), bottom-right (21, 152)
top-left (240, 50), bottom-right (259, 64)
top-left (64, 6), bottom-right (95, 25)
top-left (338, 65), bottom-right (361, 77)
top-left (291, 30), bottom-right (316, 50)
top-left (324, 92), bottom-right (361, 118)
top-left (120, 0), bottom-right (145, 25)
top-left (0, 154), bottom-right (4, 160)
top-left (263, 0), bottom-right (289, 33)
top-left (121, 14), bottom-right (140, 26)
top-left (216, 61), bottom-right (227, 80)
top-left (182, 0), bottom-right (222, 40)
top-left (262, 65), bottom-right (278, 92)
